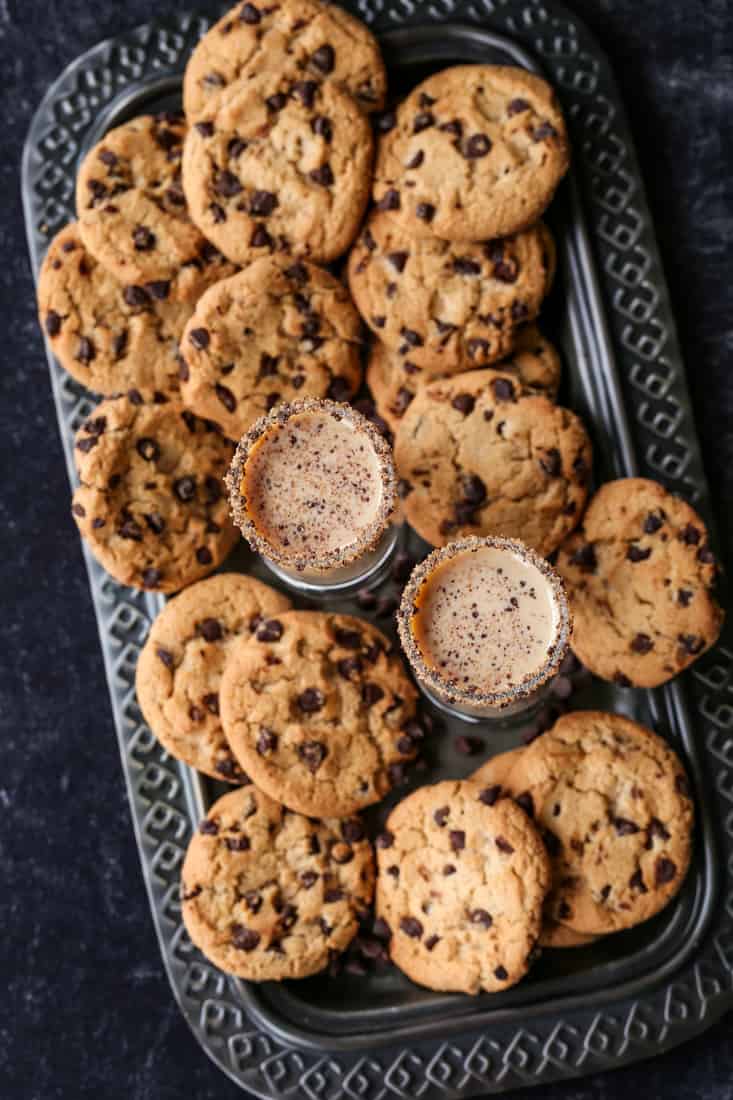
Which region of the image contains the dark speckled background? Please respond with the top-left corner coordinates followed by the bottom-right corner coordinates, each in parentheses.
top-left (1, 1), bottom-right (732, 1098)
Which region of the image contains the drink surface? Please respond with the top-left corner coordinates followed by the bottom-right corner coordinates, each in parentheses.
top-left (243, 409), bottom-right (385, 561)
top-left (411, 543), bottom-right (559, 694)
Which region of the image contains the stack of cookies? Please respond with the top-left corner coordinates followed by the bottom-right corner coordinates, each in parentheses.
top-left (33, 0), bottom-right (723, 999)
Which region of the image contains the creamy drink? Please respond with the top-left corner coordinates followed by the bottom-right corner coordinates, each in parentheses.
top-left (398, 536), bottom-right (571, 721)
top-left (226, 399), bottom-right (398, 593)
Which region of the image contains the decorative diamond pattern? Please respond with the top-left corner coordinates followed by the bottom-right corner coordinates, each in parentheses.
top-left (22, 0), bottom-right (732, 1096)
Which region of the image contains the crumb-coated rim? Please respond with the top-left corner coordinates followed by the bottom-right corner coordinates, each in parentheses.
top-left (225, 398), bottom-right (397, 573)
top-left (397, 535), bottom-right (572, 709)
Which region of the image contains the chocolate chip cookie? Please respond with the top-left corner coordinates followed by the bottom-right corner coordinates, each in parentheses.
top-left (181, 785), bottom-right (374, 980)
top-left (220, 610), bottom-right (422, 817)
top-left (71, 397), bottom-right (238, 592)
top-left (367, 324), bottom-right (561, 435)
top-left (76, 113), bottom-right (217, 286)
top-left (136, 573), bottom-right (291, 781)
top-left (37, 223), bottom-right (234, 399)
top-left (376, 779), bottom-right (550, 994)
top-left (556, 478), bottom-right (723, 687)
top-left (179, 256), bottom-right (362, 438)
top-left (373, 65), bottom-right (569, 242)
top-left (500, 710), bottom-right (694, 934)
top-left (183, 0), bottom-right (387, 122)
top-left (471, 749), bottom-right (598, 949)
top-left (347, 212), bottom-right (553, 372)
top-left (394, 370), bottom-right (592, 553)
top-left (182, 69), bottom-right (373, 267)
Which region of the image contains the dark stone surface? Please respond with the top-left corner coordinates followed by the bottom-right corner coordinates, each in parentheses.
top-left (1, 1), bottom-right (731, 1098)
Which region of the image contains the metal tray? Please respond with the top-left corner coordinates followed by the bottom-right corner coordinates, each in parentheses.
top-left (22, 2), bottom-right (733, 1095)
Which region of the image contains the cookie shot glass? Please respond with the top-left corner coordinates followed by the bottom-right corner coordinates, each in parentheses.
top-left (226, 398), bottom-right (399, 597)
top-left (397, 536), bottom-right (572, 724)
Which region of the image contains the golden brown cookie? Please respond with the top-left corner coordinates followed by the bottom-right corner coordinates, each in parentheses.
top-left (501, 710), bottom-right (695, 935)
top-left (71, 398), bottom-right (238, 592)
top-left (373, 65), bottom-right (569, 241)
top-left (135, 573), bottom-right (291, 781)
top-left (394, 370), bottom-right (592, 553)
top-left (182, 69), bottom-right (373, 267)
top-left (556, 478), bottom-right (723, 687)
top-left (179, 257), bottom-right (362, 438)
top-left (220, 610), bottom-right (422, 816)
top-left (37, 223), bottom-right (234, 399)
top-left (375, 779), bottom-right (551, 994)
top-left (183, 0), bottom-right (387, 121)
top-left (181, 785), bottom-right (374, 980)
top-left (366, 324), bottom-right (562, 435)
top-left (347, 211), bottom-right (553, 372)
top-left (75, 113), bottom-right (216, 286)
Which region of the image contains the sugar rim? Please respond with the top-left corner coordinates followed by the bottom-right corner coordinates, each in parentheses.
top-left (397, 535), bottom-right (573, 709)
top-left (225, 398), bottom-right (397, 573)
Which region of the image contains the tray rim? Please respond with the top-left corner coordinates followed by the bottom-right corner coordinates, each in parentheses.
top-left (21, 1), bottom-right (733, 1095)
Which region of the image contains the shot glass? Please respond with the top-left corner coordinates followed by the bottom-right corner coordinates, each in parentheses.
top-left (397, 535), bottom-right (572, 723)
top-left (226, 398), bottom-right (398, 598)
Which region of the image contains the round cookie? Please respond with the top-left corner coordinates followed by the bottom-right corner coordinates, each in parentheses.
top-left (376, 779), bottom-right (551, 994)
top-left (501, 710), bottom-right (695, 935)
top-left (347, 212), bottom-right (553, 372)
top-left (179, 257), bottom-right (362, 438)
top-left (182, 69), bottom-right (373, 266)
top-left (76, 113), bottom-right (216, 286)
top-left (220, 610), bottom-right (421, 817)
top-left (183, 0), bottom-right (387, 122)
top-left (71, 398), bottom-right (238, 593)
top-left (136, 573), bottom-right (291, 782)
top-left (394, 370), bottom-right (592, 553)
top-left (367, 324), bottom-right (561, 435)
top-left (37, 223), bottom-right (234, 399)
top-left (555, 478), bottom-right (723, 688)
top-left (181, 785), bottom-right (374, 980)
top-left (373, 65), bottom-right (569, 242)
top-left (471, 750), bottom-right (598, 949)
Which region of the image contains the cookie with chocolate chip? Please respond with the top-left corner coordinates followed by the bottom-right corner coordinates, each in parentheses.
top-left (181, 784), bottom-right (374, 980)
top-left (373, 65), bottom-right (569, 241)
top-left (367, 324), bottom-right (561, 435)
top-left (37, 223), bottom-right (234, 399)
top-left (179, 256), bottom-right (362, 438)
top-left (183, 0), bottom-right (387, 122)
top-left (500, 710), bottom-right (695, 935)
top-left (393, 369), bottom-right (592, 553)
top-left (219, 610), bottom-right (421, 816)
top-left (71, 397), bottom-right (238, 592)
top-left (556, 478), bottom-right (723, 688)
top-left (182, 68), bottom-right (373, 266)
top-left (348, 212), bottom-right (553, 372)
top-left (76, 113), bottom-right (219, 286)
top-left (136, 573), bottom-right (291, 781)
top-left (376, 779), bottom-right (550, 994)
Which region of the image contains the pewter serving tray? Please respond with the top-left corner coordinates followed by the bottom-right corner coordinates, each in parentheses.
top-left (23, 2), bottom-right (733, 1095)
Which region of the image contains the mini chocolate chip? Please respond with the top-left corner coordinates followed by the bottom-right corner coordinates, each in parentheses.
top-left (494, 965), bottom-right (508, 980)
top-left (203, 693), bottom-right (220, 716)
top-left (195, 547), bottom-right (213, 565)
top-left (311, 115), bottom-right (333, 141)
top-left (337, 656), bottom-right (362, 680)
top-left (406, 150), bottom-right (425, 169)
top-left (698, 545), bottom-right (716, 564)
top-left (213, 170), bottom-right (242, 197)
top-left (143, 512), bottom-right (166, 535)
top-left (377, 188), bottom-right (400, 211)
top-left (467, 338), bottom-right (490, 360)
top-left (156, 647), bottom-right (174, 669)
top-left (453, 256), bottom-right (481, 276)
top-left (631, 633), bottom-right (654, 654)
top-left (533, 121), bottom-right (557, 140)
top-left (257, 728), bottom-right (277, 754)
top-left (470, 909), bottom-right (493, 928)
top-left (539, 447), bottom-right (562, 476)
top-left (627, 544), bottom-right (652, 562)
top-left (266, 92), bottom-right (287, 112)
top-left (362, 682), bottom-right (385, 707)
top-left (449, 829), bottom-right (465, 851)
top-left (195, 121), bottom-right (214, 137)
top-left (225, 835), bottom-right (250, 852)
top-left (433, 806), bottom-right (449, 827)
top-left (341, 819), bottom-right (365, 843)
top-left (249, 189), bottom-right (278, 217)
top-left (132, 225), bottom-right (156, 251)
top-left (310, 44), bottom-right (335, 72)
top-left (300, 870), bottom-right (318, 889)
top-left (189, 328), bottom-right (210, 351)
top-left (678, 633), bottom-right (705, 655)
top-left (199, 818), bottom-right (219, 835)
top-left (45, 310), bottom-right (62, 336)
top-left (293, 80), bottom-right (318, 108)
top-left (451, 393), bottom-right (475, 416)
top-left (256, 619), bottom-right (283, 642)
top-left (243, 890), bottom-right (262, 913)
top-left (465, 133), bottom-right (492, 158)
top-left (629, 868), bottom-right (648, 893)
top-left (614, 817), bottom-right (640, 836)
top-left (279, 903), bottom-right (298, 930)
top-left (231, 924), bottom-right (260, 951)
top-left (298, 740), bottom-right (327, 772)
top-left (376, 830), bottom-right (394, 849)
top-left (196, 618), bottom-right (223, 643)
top-left (227, 137), bottom-right (247, 158)
top-left (399, 916), bottom-right (423, 938)
top-left (425, 934), bottom-right (440, 951)
top-left (416, 202), bottom-right (435, 222)
top-left (297, 688), bottom-right (325, 713)
top-left (643, 512), bottom-right (664, 534)
top-left (515, 792), bottom-right (534, 818)
top-left (569, 543), bottom-right (597, 572)
top-left (76, 337), bottom-right (96, 363)
top-left (210, 203), bottom-right (226, 223)
top-left (240, 2), bottom-right (261, 23)
top-left (507, 97), bottom-right (530, 116)
top-left (172, 476), bottom-right (196, 502)
top-left (413, 112), bottom-right (434, 133)
top-left (324, 887), bottom-right (344, 902)
top-left (679, 523), bottom-right (700, 545)
top-left (215, 383), bottom-right (236, 412)
top-left (492, 377), bottom-right (515, 402)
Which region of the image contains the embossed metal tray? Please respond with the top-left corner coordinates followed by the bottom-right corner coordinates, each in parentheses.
top-left (23, 2), bottom-right (733, 1095)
